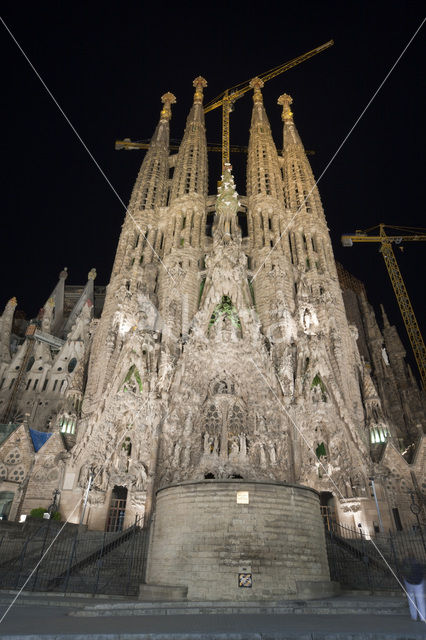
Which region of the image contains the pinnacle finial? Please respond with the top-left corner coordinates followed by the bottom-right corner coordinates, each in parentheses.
top-left (215, 163), bottom-right (240, 244)
top-left (88, 268), bottom-right (97, 281)
top-left (278, 93), bottom-right (293, 121)
top-left (380, 304), bottom-right (390, 328)
top-left (250, 77), bottom-right (264, 103)
top-left (193, 76), bottom-right (207, 104)
top-left (160, 92), bottom-right (176, 121)
top-left (7, 297), bottom-right (17, 308)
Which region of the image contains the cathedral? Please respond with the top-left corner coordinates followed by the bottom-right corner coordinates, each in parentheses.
top-left (0, 76), bottom-right (424, 599)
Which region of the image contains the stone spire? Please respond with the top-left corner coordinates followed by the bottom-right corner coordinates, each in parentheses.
top-left (278, 93), bottom-right (324, 220)
top-left (0, 297), bottom-right (17, 362)
top-left (128, 92), bottom-right (176, 214)
top-left (41, 297), bottom-right (55, 333)
top-left (50, 267), bottom-right (68, 335)
top-left (213, 163), bottom-right (241, 243)
top-left (33, 297), bottom-right (55, 362)
top-left (110, 93), bottom-right (175, 282)
top-left (380, 304), bottom-right (391, 329)
top-left (380, 304), bottom-right (410, 384)
top-left (361, 363), bottom-right (390, 446)
top-left (169, 77), bottom-right (208, 202)
top-left (246, 78), bottom-right (284, 203)
top-left (62, 268), bottom-right (97, 336)
top-left (245, 78), bottom-right (288, 332)
top-left (158, 78), bottom-right (209, 337)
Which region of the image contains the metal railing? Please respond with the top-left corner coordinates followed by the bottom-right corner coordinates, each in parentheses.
top-left (324, 518), bottom-right (426, 592)
top-left (0, 516), bottom-right (149, 596)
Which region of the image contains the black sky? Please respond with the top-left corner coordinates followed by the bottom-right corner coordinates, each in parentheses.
top-left (1, 2), bottom-right (425, 377)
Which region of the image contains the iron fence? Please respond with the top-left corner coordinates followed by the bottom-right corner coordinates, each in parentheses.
top-left (2, 514), bottom-right (424, 597)
top-left (325, 519), bottom-right (426, 592)
top-left (0, 516), bottom-right (149, 596)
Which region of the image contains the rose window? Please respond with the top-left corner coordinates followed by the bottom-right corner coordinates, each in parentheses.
top-left (5, 448), bottom-right (20, 465)
top-left (9, 466), bottom-right (25, 482)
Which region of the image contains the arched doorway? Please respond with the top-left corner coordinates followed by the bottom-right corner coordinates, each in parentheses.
top-left (106, 486), bottom-right (127, 532)
top-left (0, 491), bottom-right (14, 521)
top-left (319, 491), bottom-right (335, 530)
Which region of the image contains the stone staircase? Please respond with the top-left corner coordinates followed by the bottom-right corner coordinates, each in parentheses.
top-left (0, 521), bottom-right (147, 596)
top-left (325, 524), bottom-right (425, 592)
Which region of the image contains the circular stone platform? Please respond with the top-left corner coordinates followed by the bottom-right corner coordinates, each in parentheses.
top-left (146, 480), bottom-right (335, 601)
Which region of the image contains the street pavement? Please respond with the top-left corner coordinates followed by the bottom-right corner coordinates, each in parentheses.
top-left (0, 593), bottom-right (424, 639)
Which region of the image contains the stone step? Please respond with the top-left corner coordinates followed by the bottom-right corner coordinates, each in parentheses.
top-left (1, 634), bottom-right (425, 640)
top-left (68, 596), bottom-right (410, 617)
top-left (0, 592), bottom-right (409, 617)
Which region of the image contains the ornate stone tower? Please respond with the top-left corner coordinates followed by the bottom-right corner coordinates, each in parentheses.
top-left (56, 77), bottom-right (423, 534)
top-left (1, 76), bottom-right (424, 600)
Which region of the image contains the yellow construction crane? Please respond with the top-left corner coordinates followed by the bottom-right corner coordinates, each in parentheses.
top-left (341, 224), bottom-right (426, 389)
top-left (115, 139), bottom-right (315, 155)
top-left (204, 40), bottom-right (333, 167)
top-left (116, 41), bottom-right (332, 162)
top-left (115, 140), bottom-right (250, 154)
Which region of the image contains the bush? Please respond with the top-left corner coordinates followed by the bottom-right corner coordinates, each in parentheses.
top-left (29, 507), bottom-right (61, 521)
top-left (29, 507), bottom-right (45, 519)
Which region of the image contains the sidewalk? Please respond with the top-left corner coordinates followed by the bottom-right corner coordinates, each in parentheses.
top-left (0, 592), bottom-right (424, 639)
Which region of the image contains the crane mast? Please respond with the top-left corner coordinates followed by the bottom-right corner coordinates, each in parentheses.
top-left (342, 224), bottom-right (426, 390)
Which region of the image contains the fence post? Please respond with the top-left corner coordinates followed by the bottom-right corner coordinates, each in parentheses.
top-left (358, 523), bottom-right (373, 593)
top-left (63, 527), bottom-right (79, 594)
top-left (417, 524), bottom-right (426, 554)
top-left (325, 526), bottom-right (337, 582)
top-left (389, 529), bottom-right (400, 580)
top-left (140, 523), bottom-right (151, 584)
top-left (93, 531), bottom-right (106, 596)
top-left (125, 516), bottom-right (139, 595)
top-left (14, 538), bottom-right (29, 590)
top-left (32, 518), bottom-right (51, 591)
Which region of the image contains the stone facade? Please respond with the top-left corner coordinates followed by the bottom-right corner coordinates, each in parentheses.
top-left (0, 77), bottom-right (424, 544)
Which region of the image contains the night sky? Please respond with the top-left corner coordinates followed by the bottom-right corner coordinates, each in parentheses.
top-left (1, 2), bottom-right (425, 377)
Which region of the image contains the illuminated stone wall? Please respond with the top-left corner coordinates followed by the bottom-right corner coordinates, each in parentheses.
top-left (147, 480), bottom-right (333, 600)
top-left (0, 77), bottom-right (423, 539)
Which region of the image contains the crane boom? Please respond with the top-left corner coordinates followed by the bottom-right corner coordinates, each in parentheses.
top-left (115, 139), bottom-right (315, 155)
top-left (341, 224), bottom-right (426, 389)
top-left (116, 41), bottom-right (331, 166)
top-left (204, 40), bottom-right (333, 165)
top-left (204, 40), bottom-right (334, 112)
top-left (115, 140), bottom-right (251, 154)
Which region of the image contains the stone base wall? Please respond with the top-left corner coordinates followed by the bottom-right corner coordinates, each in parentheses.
top-left (146, 480), bottom-right (333, 601)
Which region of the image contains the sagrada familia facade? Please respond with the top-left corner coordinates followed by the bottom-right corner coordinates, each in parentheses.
top-left (0, 77), bottom-right (424, 544)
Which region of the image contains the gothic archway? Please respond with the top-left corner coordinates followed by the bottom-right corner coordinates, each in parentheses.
top-left (201, 393), bottom-right (248, 460)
